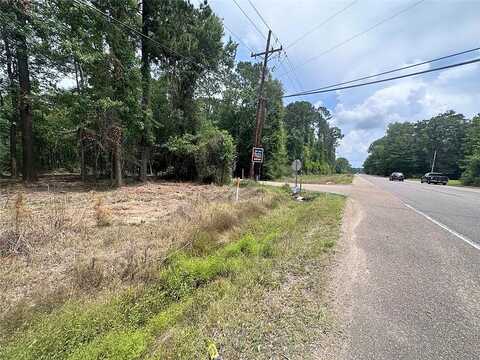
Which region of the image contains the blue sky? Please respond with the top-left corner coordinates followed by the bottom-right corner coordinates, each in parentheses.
top-left (205, 0), bottom-right (480, 167)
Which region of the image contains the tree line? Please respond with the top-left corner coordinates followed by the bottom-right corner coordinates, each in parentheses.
top-left (363, 110), bottom-right (480, 185)
top-left (0, 0), bottom-right (345, 185)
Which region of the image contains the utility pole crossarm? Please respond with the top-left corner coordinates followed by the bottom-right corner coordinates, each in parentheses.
top-left (251, 46), bottom-right (282, 58)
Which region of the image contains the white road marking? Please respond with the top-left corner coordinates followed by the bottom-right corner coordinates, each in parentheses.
top-left (404, 203), bottom-right (480, 251)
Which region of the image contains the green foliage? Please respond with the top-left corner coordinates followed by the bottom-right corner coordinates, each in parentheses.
top-left (164, 127), bottom-right (234, 184)
top-left (461, 115), bottom-right (480, 185)
top-left (335, 157), bottom-right (353, 174)
top-left (283, 101), bottom-right (342, 175)
top-left (461, 155), bottom-right (480, 186)
top-left (195, 127), bottom-right (235, 184)
top-left (0, 0), bottom-right (346, 183)
top-left (68, 330), bottom-right (149, 360)
top-left (364, 111), bottom-right (468, 179)
top-left (165, 133), bottom-right (198, 180)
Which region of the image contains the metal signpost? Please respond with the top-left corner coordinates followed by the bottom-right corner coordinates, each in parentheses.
top-left (252, 147), bottom-right (264, 164)
top-left (252, 147), bottom-right (264, 180)
top-left (291, 159), bottom-right (302, 193)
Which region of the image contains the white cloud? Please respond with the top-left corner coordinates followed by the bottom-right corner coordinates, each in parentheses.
top-left (208, 0), bottom-right (480, 167)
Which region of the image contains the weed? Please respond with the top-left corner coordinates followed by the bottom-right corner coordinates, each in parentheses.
top-left (94, 197), bottom-right (112, 226)
top-left (0, 193), bottom-right (32, 257)
top-left (191, 230), bottom-right (218, 256)
top-left (201, 205), bottom-right (238, 233)
top-left (47, 194), bottom-right (69, 229)
top-left (72, 257), bottom-right (104, 290)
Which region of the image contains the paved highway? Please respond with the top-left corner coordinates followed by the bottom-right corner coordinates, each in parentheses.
top-left (272, 176), bottom-right (480, 359)
top-left (369, 175), bottom-right (480, 249)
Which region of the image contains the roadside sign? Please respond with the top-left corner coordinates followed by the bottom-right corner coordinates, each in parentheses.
top-left (252, 147), bottom-right (264, 163)
top-left (291, 159), bottom-right (302, 173)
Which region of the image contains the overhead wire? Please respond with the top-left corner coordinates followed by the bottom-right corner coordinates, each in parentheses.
top-left (70, 0), bottom-right (228, 90)
top-left (285, 0), bottom-right (358, 51)
top-left (281, 0), bottom-right (426, 77)
top-left (243, 0), bottom-right (304, 91)
top-left (231, 0), bottom-right (267, 40)
top-left (193, 0), bottom-right (262, 59)
top-left (284, 53), bottom-right (304, 89)
top-left (289, 46), bottom-right (480, 96)
top-left (223, 22), bottom-right (256, 54)
top-left (283, 57), bottom-right (480, 98)
top-left (246, 0), bottom-right (271, 33)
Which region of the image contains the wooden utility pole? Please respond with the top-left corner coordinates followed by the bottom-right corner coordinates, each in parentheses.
top-left (431, 149), bottom-right (437, 172)
top-left (249, 30), bottom-right (282, 179)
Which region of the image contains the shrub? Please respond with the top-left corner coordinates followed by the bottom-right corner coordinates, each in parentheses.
top-left (94, 197), bottom-right (112, 226)
top-left (461, 155), bottom-right (480, 186)
top-left (195, 128), bottom-right (235, 185)
top-left (165, 134), bottom-right (199, 180)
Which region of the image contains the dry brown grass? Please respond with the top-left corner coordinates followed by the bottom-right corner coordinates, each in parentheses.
top-left (0, 179), bottom-right (271, 333)
top-left (94, 197), bottom-right (112, 226)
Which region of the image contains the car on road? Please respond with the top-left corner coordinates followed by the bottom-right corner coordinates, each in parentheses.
top-left (421, 172), bottom-right (449, 185)
top-left (389, 172), bottom-right (405, 181)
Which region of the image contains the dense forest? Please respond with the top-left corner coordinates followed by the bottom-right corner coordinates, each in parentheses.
top-left (0, 0), bottom-right (345, 185)
top-left (363, 110), bottom-right (480, 185)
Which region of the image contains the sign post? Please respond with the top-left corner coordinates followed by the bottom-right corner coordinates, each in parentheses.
top-left (251, 147), bottom-right (264, 181)
top-left (291, 159), bottom-right (302, 193)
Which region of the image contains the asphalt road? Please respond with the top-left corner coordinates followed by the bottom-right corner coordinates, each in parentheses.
top-left (269, 176), bottom-right (480, 359)
top-left (369, 175), bottom-right (480, 249)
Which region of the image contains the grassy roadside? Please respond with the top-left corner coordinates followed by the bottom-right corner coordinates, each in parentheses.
top-left (0, 186), bottom-right (345, 360)
top-left (281, 173), bottom-right (353, 185)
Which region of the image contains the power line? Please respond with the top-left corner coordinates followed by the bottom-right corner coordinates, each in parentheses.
top-left (281, 0), bottom-right (426, 77)
top-left (285, 0), bottom-right (358, 51)
top-left (284, 57), bottom-right (480, 98)
top-left (231, 0), bottom-right (267, 40)
top-left (292, 46), bottom-right (480, 96)
top-left (223, 22), bottom-right (256, 54)
top-left (71, 0), bottom-right (226, 86)
top-left (275, 56), bottom-right (302, 91)
top-left (246, 0), bottom-right (270, 32)
top-left (282, 54), bottom-right (303, 90)
top-left (194, 0), bottom-right (261, 57)
top-left (243, 0), bottom-right (304, 91)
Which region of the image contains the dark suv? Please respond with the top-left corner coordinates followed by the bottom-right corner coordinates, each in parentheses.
top-left (389, 172), bottom-right (405, 181)
top-left (421, 172), bottom-right (448, 185)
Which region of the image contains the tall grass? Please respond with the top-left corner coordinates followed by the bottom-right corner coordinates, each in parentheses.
top-left (0, 187), bottom-right (345, 359)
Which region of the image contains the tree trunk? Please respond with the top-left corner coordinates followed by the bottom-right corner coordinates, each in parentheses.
top-left (3, 32), bottom-right (18, 178)
top-left (140, 0), bottom-right (151, 182)
top-left (16, 4), bottom-right (35, 182)
top-left (80, 139), bottom-right (86, 182)
top-left (114, 143), bottom-right (123, 187)
top-left (93, 148), bottom-right (98, 182)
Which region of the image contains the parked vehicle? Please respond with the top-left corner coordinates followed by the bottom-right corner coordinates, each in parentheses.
top-left (389, 172), bottom-right (405, 181)
top-left (421, 172), bottom-right (449, 185)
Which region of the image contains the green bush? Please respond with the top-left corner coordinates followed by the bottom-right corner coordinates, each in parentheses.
top-left (462, 155), bottom-right (480, 186)
top-left (195, 128), bottom-right (235, 185)
top-left (164, 127), bottom-right (234, 185)
top-left (165, 134), bottom-right (198, 180)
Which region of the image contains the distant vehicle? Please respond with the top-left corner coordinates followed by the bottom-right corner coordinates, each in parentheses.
top-left (389, 172), bottom-right (405, 181)
top-left (421, 172), bottom-right (448, 185)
